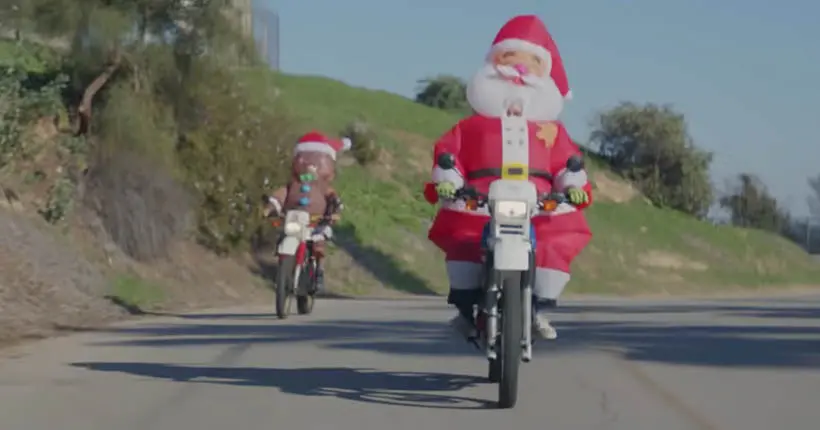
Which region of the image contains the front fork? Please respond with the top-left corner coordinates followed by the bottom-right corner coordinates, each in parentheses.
top-left (520, 251), bottom-right (535, 362)
top-left (483, 250), bottom-right (535, 363)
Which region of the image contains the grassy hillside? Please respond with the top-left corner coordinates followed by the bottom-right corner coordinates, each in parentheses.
top-left (3, 36), bottom-right (818, 298)
top-left (259, 71), bottom-right (820, 296)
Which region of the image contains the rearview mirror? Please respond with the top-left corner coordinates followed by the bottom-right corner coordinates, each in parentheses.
top-left (437, 153), bottom-right (456, 170)
top-left (566, 155), bottom-right (584, 173)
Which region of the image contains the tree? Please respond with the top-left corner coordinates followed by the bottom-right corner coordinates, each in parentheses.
top-left (9, 0), bottom-right (296, 256)
top-left (14, 0), bottom-right (257, 136)
top-left (414, 74), bottom-right (468, 113)
top-left (808, 173), bottom-right (820, 219)
top-left (589, 102), bottom-right (714, 217)
top-left (719, 173), bottom-right (790, 233)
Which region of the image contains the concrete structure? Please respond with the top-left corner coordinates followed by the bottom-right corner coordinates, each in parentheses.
top-left (231, 0), bottom-right (253, 38)
top-left (252, 4), bottom-right (280, 70)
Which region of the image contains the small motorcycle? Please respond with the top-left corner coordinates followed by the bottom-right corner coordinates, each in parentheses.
top-left (436, 152), bottom-right (583, 409)
top-left (268, 209), bottom-right (339, 319)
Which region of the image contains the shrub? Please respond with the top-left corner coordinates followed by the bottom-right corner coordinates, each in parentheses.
top-left (341, 118), bottom-right (379, 166)
top-left (39, 177), bottom-right (75, 224)
top-left (0, 65), bottom-right (66, 167)
top-left (175, 65), bottom-right (297, 254)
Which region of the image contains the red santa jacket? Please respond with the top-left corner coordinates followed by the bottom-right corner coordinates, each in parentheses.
top-left (423, 115), bottom-right (593, 209)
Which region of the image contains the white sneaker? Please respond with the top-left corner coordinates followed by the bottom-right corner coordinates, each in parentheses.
top-left (532, 312), bottom-right (558, 340)
top-left (449, 314), bottom-right (477, 339)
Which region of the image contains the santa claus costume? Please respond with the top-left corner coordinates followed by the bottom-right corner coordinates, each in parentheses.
top-left (423, 15), bottom-right (593, 339)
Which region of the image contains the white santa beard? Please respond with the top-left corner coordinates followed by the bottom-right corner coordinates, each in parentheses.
top-left (466, 64), bottom-right (564, 121)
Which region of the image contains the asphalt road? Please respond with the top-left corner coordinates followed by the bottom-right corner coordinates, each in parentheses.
top-left (1, 295), bottom-right (819, 430)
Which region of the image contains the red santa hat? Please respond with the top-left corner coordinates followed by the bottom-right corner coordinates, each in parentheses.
top-left (293, 130), bottom-right (352, 160)
top-left (486, 15), bottom-right (572, 100)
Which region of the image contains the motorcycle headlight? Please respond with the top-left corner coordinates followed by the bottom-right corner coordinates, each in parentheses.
top-left (495, 200), bottom-right (528, 218)
top-left (284, 222), bottom-right (301, 235)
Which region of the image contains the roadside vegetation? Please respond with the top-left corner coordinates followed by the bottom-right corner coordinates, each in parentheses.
top-left (0, 1), bottom-right (818, 347)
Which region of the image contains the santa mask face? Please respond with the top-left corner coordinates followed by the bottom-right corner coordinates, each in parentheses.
top-left (292, 151), bottom-right (336, 182)
top-left (466, 48), bottom-right (564, 122)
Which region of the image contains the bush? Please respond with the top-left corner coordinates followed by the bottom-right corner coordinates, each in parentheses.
top-left (83, 149), bottom-right (193, 261)
top-left (414, 74), bottom-right (469, 114)
top-left (0, 65), bottom-right (66, 167)
top-left (175, 65), bottom-right (297, 254)
top-left (590, 102), bottom-right (714, 217)
top-left (341, 118), bottom-right (379, 166)
top-left (39, 177), bottom-right (75, 224)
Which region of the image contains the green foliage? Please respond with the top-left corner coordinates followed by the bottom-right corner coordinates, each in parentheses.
top-left (590, 102), bottom-right (714, 217)
top-left (5, 0), bottom-right (296, 255)
top-left (109, 273), bottom-right (165, 310)
top-left (414, 74), bottom-right (469, 114)
top-left (719, 173), bottom-right (790, 233)
top-left (94, 81), bottom-right (177, 164)
top-left (0, 39), bottom-right (62, 73)
top-left (0, 59), bottom-right (67, 167)
top-left (341, 118), bottom-right (380, 166)
top-left (176, 64), bottom-right (297, 254)
top-left (38, 177), bottom-right (75, 223)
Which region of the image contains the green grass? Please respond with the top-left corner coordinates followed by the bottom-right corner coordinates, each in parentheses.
top-left (265, 70), bottom-right (820, 296)
top-left (109, 274), bottom-right (165, 310)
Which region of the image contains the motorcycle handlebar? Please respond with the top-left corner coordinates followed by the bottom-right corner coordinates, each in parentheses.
top-left (436, 152), bottom-right (585, 173)
top-left (435, 151), bottom-right (583, 211)
top-left (448, 186), bottom-right (572, 212)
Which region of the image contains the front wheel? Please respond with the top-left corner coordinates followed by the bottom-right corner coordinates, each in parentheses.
top-left (488, 357), bottom-right (501, 382)
top-left (296, 259), bottom-right (317, 315)
top-left (296, 295), bottom-right (315, 315)
top-left (498, 271), bottom-right (522, 409)
top-left (275, 255), bottom-right (296, 319)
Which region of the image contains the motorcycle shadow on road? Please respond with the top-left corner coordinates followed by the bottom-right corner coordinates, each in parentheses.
top-left (87, 304), bottom-right (820, 370)
top-left (91, 318), bottom-right (474, 356)
top-left (70, 362), bottom-right (495, 410)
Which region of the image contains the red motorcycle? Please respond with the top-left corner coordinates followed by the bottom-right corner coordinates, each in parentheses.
top-left (269, 210), bottom-right (339, 319)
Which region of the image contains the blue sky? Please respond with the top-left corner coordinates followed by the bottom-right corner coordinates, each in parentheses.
top-left (257, 0), bottom-right (819, 216)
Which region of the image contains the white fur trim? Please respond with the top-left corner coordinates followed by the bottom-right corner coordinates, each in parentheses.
top-left (553, 168), bottom-right (588, 191)
top-left (487, 38), bottom-right (552, 70)
top-left (564, 89), bottom-right (573, 100)
top-left (466, 63), bottom-right (564, 122)
top-left (446, 261), bottom-right (483, 290)
top-left (341, 137), bottom-right (352, 150)
top-left (546, 203), bottom-right (577, 216)
top-left (533, 268), bottom-right (570, 299)
top-left (311, 225), bottom-right (333, 241)
top-left (294, 141), bottom-right (337, 160)
top-left (267, 197), bottom-right (282, 213)
top-left (432, 166), bottom-right (465, 189)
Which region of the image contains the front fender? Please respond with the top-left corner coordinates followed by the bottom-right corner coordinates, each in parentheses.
top-left (277, 236), bottom-right (301, 256)
top-left (492, 238), bottom-right (531, 271)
